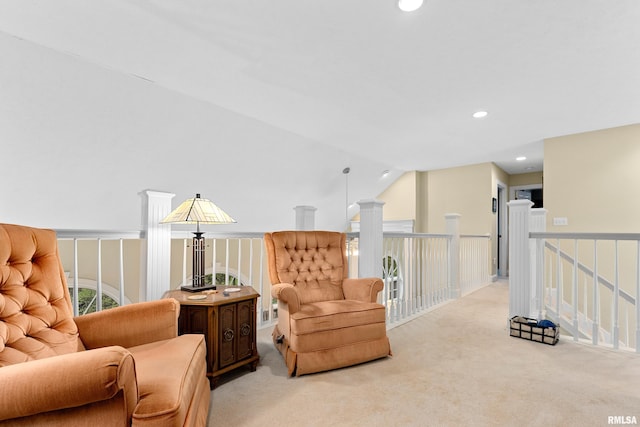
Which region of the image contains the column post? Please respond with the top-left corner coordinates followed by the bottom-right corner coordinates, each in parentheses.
top-left (294, 205), bottom-right (317, 230)
top-left (357, 199), bottom-right (384, 279)
top-left (140, 190), bottom-right (174, 302)
top-left (508, 199), bottom-right (534, 318)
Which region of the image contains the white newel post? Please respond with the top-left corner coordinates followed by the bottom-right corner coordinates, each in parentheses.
top-left (530, 208), bottom-right (547, 319)
top-left (294, 205), bottom-right (317, 230)
top-left (445, 214), bottom-right (461, 299)
top-left (508, 199), bottom-right (534, 319)
top-left (357, 200), bottom-right (384, 280)
top-left (140, 190), bottom-right (174, 302)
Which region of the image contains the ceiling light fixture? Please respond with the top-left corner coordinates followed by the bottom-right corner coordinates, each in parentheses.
top-left (398, 0), bottom-right (423, 12)
top-left (516, 156), bottom-right (527, 161)
top-left (473, 111), bottom-right (488, 118)
top-left (381, 170), bottom-right (390, 178)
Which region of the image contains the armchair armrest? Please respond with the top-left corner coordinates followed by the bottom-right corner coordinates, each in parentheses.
top-left (343, 278), bottom-right (384, 303)
top-left (75, 299), bottom-right (179, 350)
top-left (0, 346), bottom-right (137, 421)
top-left (271, 283), bottom-right (301, 314)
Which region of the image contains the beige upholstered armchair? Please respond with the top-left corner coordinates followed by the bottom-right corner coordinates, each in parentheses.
top-left (0, 223), bottom-right (210, 426)
top-left (264, 230), bottom-right (391, 376)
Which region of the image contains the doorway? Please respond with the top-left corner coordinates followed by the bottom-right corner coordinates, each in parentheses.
top-left (511, 184), bottom-right (544, 207)
top-left (515, 188), bottom-right (543, 208)
top-left (497, 183), bottom-right (508, 278)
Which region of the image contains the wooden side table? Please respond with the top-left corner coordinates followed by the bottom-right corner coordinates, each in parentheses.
top-left (163, 286), bottom-right (260, 389)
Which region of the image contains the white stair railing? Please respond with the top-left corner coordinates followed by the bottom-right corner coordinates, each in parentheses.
top-left (530, 232), bottom-right (640, 352)
top-left (508, 201), bottom-right (639, 353)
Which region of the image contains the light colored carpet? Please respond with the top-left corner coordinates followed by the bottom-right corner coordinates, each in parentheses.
top-left (209, 282), bottom-right (640, 426)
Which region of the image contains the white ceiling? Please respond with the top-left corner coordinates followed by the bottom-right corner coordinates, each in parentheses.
top-left (1, 1), bottom-right (639, 230)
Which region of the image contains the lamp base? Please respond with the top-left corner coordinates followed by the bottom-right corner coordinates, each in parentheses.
top-left (180, 284), bottom-right (217, 293)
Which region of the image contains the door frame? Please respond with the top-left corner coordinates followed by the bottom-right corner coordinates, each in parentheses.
top-left (497, 181), bottom-right (508, 278)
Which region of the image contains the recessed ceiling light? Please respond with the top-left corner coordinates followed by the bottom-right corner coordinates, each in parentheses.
top-left (472, 111), bottom-right (488, 118)
top-left (516, 156), bottom-right (527, 161)
top-left (398, 0), bottom-right (423, 12)
top-left (381, 170), bottom-right (390, 178)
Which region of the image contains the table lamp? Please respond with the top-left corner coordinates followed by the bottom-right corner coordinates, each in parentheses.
top-left (161, 193), bottom-right (236, 292)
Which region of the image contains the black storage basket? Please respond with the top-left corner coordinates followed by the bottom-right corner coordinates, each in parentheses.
top-left (509, 316), bottom-right (559, 346)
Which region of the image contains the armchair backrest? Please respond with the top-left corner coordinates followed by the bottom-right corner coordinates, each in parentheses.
top-left (0, 224), bottom-right (79, 367)
top-left (264, 231), bottom-right (347, 304)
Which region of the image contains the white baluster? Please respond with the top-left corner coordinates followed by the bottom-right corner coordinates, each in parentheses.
top-left (212, 238), bottom-right (217, 285)
top-left (237, 238), bottom-right (242, 285)
top-left (445, 213), bottom-right (461, 299)
top-left (593, 240), bottom-right (600, 346)
top-left (636, 240), bottom-right (640, 353)
top-left (73, 238), bottom-right (79, 317)
top-left (182, 238), bottom-right (187, 286)
top-left (119, 239), bottom-right (125, 306)
top-left (225, 239), bottom-right (230, 285)
top-left (530, 208), bottom-right (547, 320)
top-left (556, 239), bottom-right (561, 321)
top-left (572, 239), bottom-right (579, 341)
top-left (248, 239), bottom-right (254, 288)
top-left (97, 238), bottom-right (102, 312)
top-left (613, 241), bottom-right (620, 349)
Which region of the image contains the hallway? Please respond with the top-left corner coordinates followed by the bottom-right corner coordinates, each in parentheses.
top-left (210, 281), bottom-right (640, 426)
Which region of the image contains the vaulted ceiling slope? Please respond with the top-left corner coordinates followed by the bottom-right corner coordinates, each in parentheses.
top-left (1, 1), bottom-right (639, 231)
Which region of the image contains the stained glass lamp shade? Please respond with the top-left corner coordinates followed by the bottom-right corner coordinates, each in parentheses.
top-left (161, 193), bottom-right (236, 292)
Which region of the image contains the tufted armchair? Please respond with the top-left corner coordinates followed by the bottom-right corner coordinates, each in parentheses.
top-left (0, 223), bottom-right (210, 426)
top-left (264, 230), bottom-right (391, 376)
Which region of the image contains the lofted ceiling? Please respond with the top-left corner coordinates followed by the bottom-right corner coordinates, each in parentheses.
top-left (1, 1), bottom-right (639, 231)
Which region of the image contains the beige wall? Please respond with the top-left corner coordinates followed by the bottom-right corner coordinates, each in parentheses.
top-left (368, 169), bottom-right (432, 234)
top-left (371, 165), bottom-right (496, 234)
top-left (509, 171), bottom-right (543, 187)
top-left (358, 123), bottom-right (640, 283)
top-left (372, 162), bottom-right (504, 276)
top-left (363, 164), bottom-right (545, 237)
top-left (428, 162), bottom-right (498, 276)
top-left (427, 162), bottom-right (494, 235)
top-left (372, 171), bottom-right (418, 222)
top-left (545, 124), bottom-right (640, 233)
top-left (544, 124), bottom-right (640, 335)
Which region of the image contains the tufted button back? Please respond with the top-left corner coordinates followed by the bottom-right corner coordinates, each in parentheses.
top-left (0, 224), bottom-right (79, 367)
top-left (264, 231), bottom-right (347, 304)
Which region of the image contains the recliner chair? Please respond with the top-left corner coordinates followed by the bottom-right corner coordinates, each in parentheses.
top-left (264, 230), bottom-right (391, 376)
top-left (0, 223), bottom-right (210, 426)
